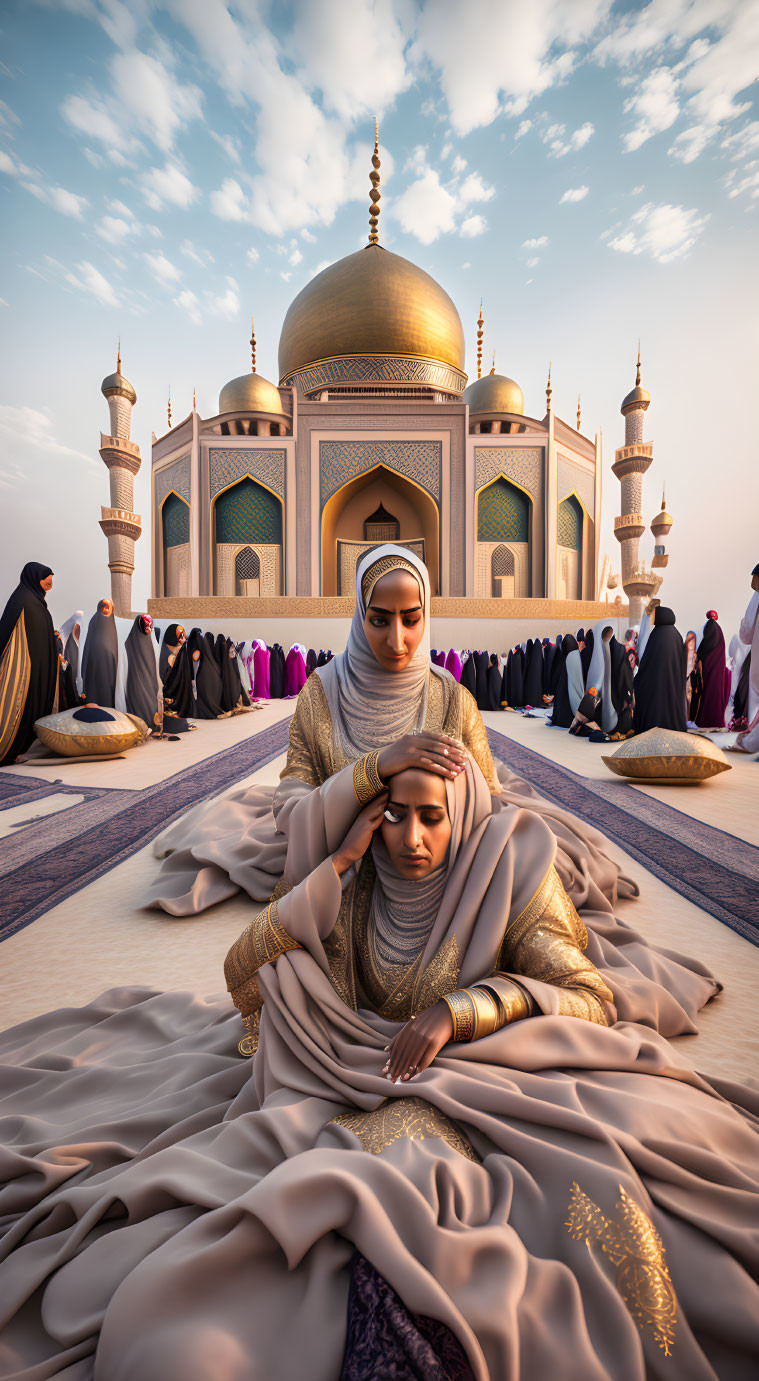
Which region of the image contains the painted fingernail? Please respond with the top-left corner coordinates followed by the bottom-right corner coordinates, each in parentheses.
top-left (394, 1077), bottom-right (402, 1085)
top-left (443, 748), bottom-right (449, 756)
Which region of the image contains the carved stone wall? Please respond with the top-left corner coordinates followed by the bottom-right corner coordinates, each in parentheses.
top-left (475, 541), bottom-right (529, 598)
top-left (209, 447), bottom-right (286, 501)
top-left (154, 453), bottom-right (191, 511)
top-left (319, 440), bottom-right (442, 506)
top-left (337, 539), bottom-right (426, 596)
top-left (166, 543), bottom-right (192, 597)
top-left (215, 542), bottom-right (281, 597)
top-left (474, 445), bottom-right (544, 503)
top-left (109, 468), bottom-right (134, 510)
top-left (558, 456), bottom-right (595, 515)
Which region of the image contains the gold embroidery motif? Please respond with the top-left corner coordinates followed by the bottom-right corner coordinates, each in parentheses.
top-left (238, 1008), bottom-right (260, 1058)
top-left (224, 900), bottom-right (302, 1015)
top-left (456, 685), bottom-right (499, 791)
top-left (361, 555), bottom-right (419, 607)
top-left (443, 989), bottom-right (476, 1041)
top-left (333, 1096), bottom-right (480, 1164)
top-left (566, 1182), bottom-right (677, 1356)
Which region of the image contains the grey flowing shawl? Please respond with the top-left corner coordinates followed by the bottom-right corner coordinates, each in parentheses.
top-left (316, 544), bottom-right (449, 759)
top-left (586, 619), bottom-right (618, 733)
top-left (60, 609), bottom-right (83, 685)
top-left (124, 618), bottom-right (160, 727)
top-left (81, 605), bottom-right (119, 706)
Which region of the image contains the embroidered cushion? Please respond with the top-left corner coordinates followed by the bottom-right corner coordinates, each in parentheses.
top-left (602, 728), bottom-right (731, 781)
top-left (34, 708), bottom-right (149, 757)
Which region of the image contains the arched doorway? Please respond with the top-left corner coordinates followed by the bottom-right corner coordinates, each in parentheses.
top-left (491, 544), bottom-right (515, 597)
top-left (235, 545), bottom-right (261, 596)
top-left (162, 491), bottom-right (191, 596)
top-left (321, 465), bottom-right (439, 596)
top-left (476, 477), bottom-right (531, 597)
top-left (557, 494), bottom-right (583, 600)
top-left (213, 476), bottom-right (283, 595)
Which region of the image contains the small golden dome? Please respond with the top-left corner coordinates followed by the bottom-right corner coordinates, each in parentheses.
top-left (278, 244), bottom-right (466, 392)
top-left (218, 372), bottom-right (284, 416)
top-left (621, 384), bottom-right (650, 415)
top-left (102, 340), bottom-right (136, 404)
top-left (463, 371), bottom-right (524, 416)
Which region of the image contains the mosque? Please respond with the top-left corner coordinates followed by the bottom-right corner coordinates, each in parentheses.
top-left (97, 130), bottom-right (672, 632)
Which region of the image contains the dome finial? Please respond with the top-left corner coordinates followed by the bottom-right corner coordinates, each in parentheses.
top-left (577, 393), bottom-right (581, 431)
top-left (193, 385), bottom-right (196, 411)
top-left (250, 314), bottom-right (256, 373)
top-left (490, 349), bottom-right (496, 375)
top-left (661, 484), bottom-right (666, 510)
top-left (117, 337), bottom-right (122, 374)
top-left (167, 387), bottom-right (171, 427)
top-left (636, 339), bottom-right (641, 386)
top-left (546, 361), bottom-right (552, 412)
top-left (476, 299), bottom-right (484, 379)
top-left (368, 118), bottom-right (381, 245)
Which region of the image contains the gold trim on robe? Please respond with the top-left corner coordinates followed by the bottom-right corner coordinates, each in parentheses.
top-left (0, 611), bottom-right (31, 763)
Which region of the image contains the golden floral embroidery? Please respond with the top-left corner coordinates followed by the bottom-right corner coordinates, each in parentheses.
top-left (361, 555), bottom-right (419, 607)
top-left (456, 685), bottom-right (499, 791)
top-left (224, 900), bottom-right (301, 1015)
top-left (238, 1008), bottom-right (260, 1058)
top-left (565, 1182), bottom-right (678, 1356)
top-left (353, 751), bottom-right (385, 806)
top-left (333, 1096), bottom-right (480, 1164)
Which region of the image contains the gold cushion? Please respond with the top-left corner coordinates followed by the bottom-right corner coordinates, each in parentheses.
top-left (602, 728), bottom-right (731, 781)
top-left (34, 709), bottom-right (149, 757)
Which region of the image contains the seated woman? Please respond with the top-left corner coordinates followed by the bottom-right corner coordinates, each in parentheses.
top-left (2, 761), bottom-right (757, 1379)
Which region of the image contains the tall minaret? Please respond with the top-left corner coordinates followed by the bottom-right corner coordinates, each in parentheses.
top-left (612, 345), bottom-right (660, 624)
top-left (99, 343), bottom-right (142, 616)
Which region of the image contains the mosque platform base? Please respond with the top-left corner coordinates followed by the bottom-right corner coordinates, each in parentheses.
top-left (147, 597), bottom-right (630, 650)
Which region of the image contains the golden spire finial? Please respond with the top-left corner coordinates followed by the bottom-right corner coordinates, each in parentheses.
top-left (476, 299), bottom-right (484, 380)
top-left (490, 350), bottom-right (496, 375)
top-left (661, 485), bottom-right (666, 510)
top-left (250, 314), bottom-right (256, 373)
top-left (546, 361), bottom-right (552, 412)
top-left (636, 340), bottom-right (641, 386)
top-left (193, 385), bottom-right (196, 411)
top-left (368, 118), bottom-right (381, 245)
top-left (117, 338), bottom-right (121, 374)
top-left (167, 387), bottom-right (171, 427)
top-left (577, 394), bottom-right (581, 431)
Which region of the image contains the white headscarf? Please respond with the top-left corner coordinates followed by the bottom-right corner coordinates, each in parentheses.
top-left (316, 544), bottom-right (448, 759)
top-left (60, 610), bottom-right (83, 645)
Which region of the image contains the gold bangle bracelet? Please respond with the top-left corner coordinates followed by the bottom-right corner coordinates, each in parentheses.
top-left (353, 750), bottom-right (385, 806)
top-left (442, 990), bottom-right (476, 1042)
top-left (468, 985), bottom-right (501, 1038)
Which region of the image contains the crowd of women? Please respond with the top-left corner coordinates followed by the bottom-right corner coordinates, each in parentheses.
top-left (2, 560), bottom-right (758, 765)
top-left (1, 544), bottom-right (758, 1378)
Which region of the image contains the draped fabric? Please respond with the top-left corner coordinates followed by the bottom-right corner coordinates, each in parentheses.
top-left (124, 616), bottom-right (160, 728)
top-left (253, 643), bottom-right (271, 698)
top-left (60, 610), bottom-right (83, 696)
top-left (0, 773), bottom-right (754, 1379)
top-left (285, 647), bottom-right (307, 698)
top-left (82, 602), bottom-right (119, 707)
top-left (522, 639), bottom-right (544, 708)
top-left (160, 626), bottom-right (193, 720)
top-left (187, 628), bottom-right (224, 719)
top-left (306, 648), bottom-right (317, 678)
top-left (739, 590), bottom-right (759, 727)
top-left (460, 654), bottom-right (476, 699)
top-left (692, 617), bottom-right (730, 729)
top-left (550, 636), bottom-right (583, 727)
top-left (270, 644), bottom-right (286, 698)
top-left (473, 651), bottom-right (490, 711)
top-left (0, 563), bottom-right (57, 764)
top-left (633, 609), bottom-right (687, 735)
top-left (486, 654), bottom-right (503, 711)
top-left (445, 649), bottom-right (462, 682)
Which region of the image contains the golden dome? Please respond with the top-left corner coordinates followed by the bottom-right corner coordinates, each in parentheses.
top-left (463, 371), bottom-right (524, 416)
top-left (277, 244), bottom-right (467, 395)
top-left (102, 342), bottom-right (136, 404)
top-left (218, 372), bottom-right (284, 416)
top-left (621, 384), bottom-right (650, 414)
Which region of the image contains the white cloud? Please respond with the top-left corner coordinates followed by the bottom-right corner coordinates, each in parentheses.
top-left (460, 213), bottom-right (487, 236)
top-left (289, 0), bottom-right (411, 122)
top-left (144, 251), bottom-right (181, 284)
top-left (96, 215), bottom-right (134, 244)
top-left (543, 119), bottom-right (596, 156)
top-left (623, 67), bottom-right (679, 151)
top-left (181, 239), bottom-right (214, 265)
top-left (724, 161), bottom-right (759, 202)
top-left (141, 161), bottom-right (199, 211)
top-left (210, 177), bottom-right (248, 221)
top-left (207, 278), bottom-right (240, 318)
top-left (0, 150), bottom-right (87, 218)
top-left (210, 131), bottom-right (242, 165)
top-left (526, 255), bottom-right (539, 267)
top-left (246, 246), bottom-right (260, 264)
top-left (522, 235), bottom-right (549, 248)
top-left (411, 0), bottom-right (610, 134)
top-left (0, 404), bottom-right (97, 469)
top-left (457, 171), bottom-right (495, 203)
top-left (60, 259), bottom-right (119, 306)
top-left (721, 121), bottom-right (759, 159)
top-left (300, 228), bottom-right (316, 243)
top-left (451, 154), bottom-right (467, 174)
top-left (606, 200), bottom-right (710, 262)
top-left (108, 198), bottom-right (134, 219)
top-left (61, 93), bottom-right (135, 157)
top-left (515, 119), bottom-right (532, 139)
top-left (174, 289), bottom-right (202, 325)
top-left (289, 247), bottom-right (303, 266)
top-left (560, 185), bottom-right (589, 202)
top-left (109, 50), bottom-right (202, 152)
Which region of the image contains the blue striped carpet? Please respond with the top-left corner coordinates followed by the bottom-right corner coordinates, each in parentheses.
top-left (488, 728), bottom-right (759, 946)
top-left (0, 719), bottom-right (291, 943)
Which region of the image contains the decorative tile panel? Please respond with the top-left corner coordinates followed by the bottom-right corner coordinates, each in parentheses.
top-left (214, 477), bottom-right (283, 545)
top-left (155, 453), bottom-right (191, 511)
top-left (477, 478), bottom-right (530, 542)
top-left (558, 495), bottom-right (583, 551)
top-left (215, 543), bottom-right (281, 597)
top-left (209, 447), bottom-right (286, 501)
top-left (474, 446), bottom-right (544, 502)
top-left (162, 492), bottom-right (190, 548)
top-left (319, 440), bottom-right (442, 506)
top-left (284, 356), bottom-right (466, 396)
top-left (558, 457), bottom-right (595, 515)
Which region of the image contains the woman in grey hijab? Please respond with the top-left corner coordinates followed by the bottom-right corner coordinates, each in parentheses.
top-left (82, 598), bottom-right (119, 706)
top-left (60, 610), bottom-right (84, 693)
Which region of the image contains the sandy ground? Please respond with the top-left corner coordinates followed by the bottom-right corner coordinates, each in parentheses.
top-left (1, 705), bottom-right (756, 1084)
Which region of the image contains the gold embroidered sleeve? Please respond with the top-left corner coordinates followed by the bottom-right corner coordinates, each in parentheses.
top-left (224, 900), bottom-right (302, 1018)
top-left (278, 678), bottom-right (323, 786)
top-left (456, 686), bottom-right (499, 792)
top-left (499, 867), bottom-right (614, 1026)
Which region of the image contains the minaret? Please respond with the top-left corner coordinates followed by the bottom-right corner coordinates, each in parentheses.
top-left (651, 487), bottom-right (673, 569)
top-left (612, 345), bottom-right (660, 623)
top-left (99, 343), bottom-right (142, 616)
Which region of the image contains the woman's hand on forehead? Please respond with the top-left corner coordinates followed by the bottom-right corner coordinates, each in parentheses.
top-left (378, 733), bottom-right (466, 783)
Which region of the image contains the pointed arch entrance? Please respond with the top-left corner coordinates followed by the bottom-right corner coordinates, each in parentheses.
top-left (212, 475), bottom-right (283, 596)
top-left (557, 494), bottom-right (584, 600)
top-left (321, 464), bottom-right (440, 596)
top-left (475, 476), bottom-right (532, 597)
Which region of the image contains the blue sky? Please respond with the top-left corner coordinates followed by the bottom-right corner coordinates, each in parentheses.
top-left (1, 0), bottom-right (757, 638)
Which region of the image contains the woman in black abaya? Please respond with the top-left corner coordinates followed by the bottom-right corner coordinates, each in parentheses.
top-left (269, 643), bottom-right (286, 698)
top-left (187, 628), bottom-right (225, 718)
top-left (549, 634), bottom-right (583, 728)
top-left (522, 637), bottom-right (544, 707)
top-left (82, 599), bottom-right (119, 706)
top-left (0, 563), bottom-right (58, 764)
top-left (633, 606), bottom-right (687, 734)
top-left (160, 625), bottom-right (193, 720)
top-left (460, 653), bottom-right (477, 700)
top-left (124, 616), bottom-right (160, 730)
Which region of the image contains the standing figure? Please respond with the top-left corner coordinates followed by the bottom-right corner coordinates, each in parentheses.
top-left (124, 615), bottom-right (161, 730)
top-left (632, 607), bottom-right (687, 734)
top-left (738, 563), bottom-right (759, 733)
top-left (253, 642), bottom-right (271, 699)
top-left (683, 631), bottom-right (697, 718)
top-left (82, 599), bottom-right (119, 706)
top-left (60, 610), bottom-right (84, 694)
top-left (692, 612), bottom-right (730, 730)
top-left (0, 563), bottom-right (58, 764)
